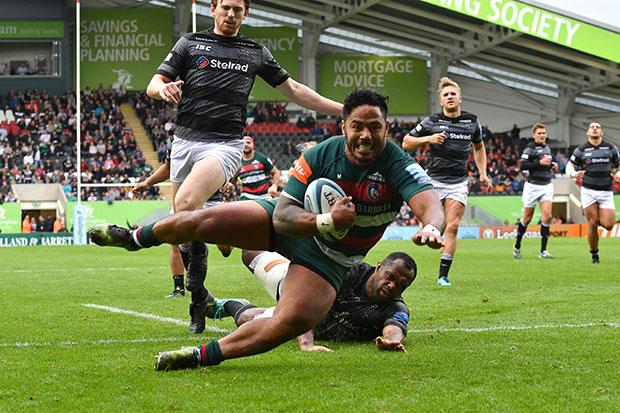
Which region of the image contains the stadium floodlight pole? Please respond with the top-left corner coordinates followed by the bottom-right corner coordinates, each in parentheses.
top-left (76, 0), bottom-right (82, 206)
top-left (192, 0), bottom-right (197, 33)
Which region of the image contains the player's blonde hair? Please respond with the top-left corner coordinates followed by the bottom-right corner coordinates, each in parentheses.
top-left (532, 123), bottom-right (546, 133)
top-left (437, 77), bottom-right (461, 96)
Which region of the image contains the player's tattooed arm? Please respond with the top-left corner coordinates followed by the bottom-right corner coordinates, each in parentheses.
top-left (274, 195), bottom-right (354, 237)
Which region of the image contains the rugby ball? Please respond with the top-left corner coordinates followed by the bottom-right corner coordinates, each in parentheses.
top-left (304, 178), bottom-right (349, 241)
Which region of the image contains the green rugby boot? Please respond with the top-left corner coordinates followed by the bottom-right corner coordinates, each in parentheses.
top-left (88, 224), bottom-right (140, 251)
top-left (208, 298), bottom-right (250, 320)
top-left (155, 347), bottom-right (199, 371)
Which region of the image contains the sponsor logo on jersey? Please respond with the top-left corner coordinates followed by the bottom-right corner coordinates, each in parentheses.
top-left (291, 155), bottom-right (312, 185)
top-left (449, 133), bottom-right (471, 140)
top-left (196, 56), bottom-right (209, 68)
top-left (367, 172), bottom-right (385, 182)
top-left (194, 44), bottom-right (212, 51)
top-left (586, 157), bottom-right (609, 164)
top-left (459, 119), bottom-right (472, 123)
top-left (209, 58), bottom-right (249, 72)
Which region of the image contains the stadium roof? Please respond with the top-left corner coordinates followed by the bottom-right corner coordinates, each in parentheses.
top-left (81, 0), bottom-right (620, 112)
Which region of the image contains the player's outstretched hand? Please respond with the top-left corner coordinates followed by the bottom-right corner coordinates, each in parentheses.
top-left (331, 196), bottom-right (356, 231)
top-left (412, 225), bottom-right (443, 249)
top-left (375, 336), bottom-right (405, 352)
top-left (159, 80), bottom-right (184, 104)
top-left (301, 345), bottom-right (333, 352)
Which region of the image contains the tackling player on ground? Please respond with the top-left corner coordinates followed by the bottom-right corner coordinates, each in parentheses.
top-left (402, 77), bottom-right (490, 286)
top-left (565, 122), bottom-right (620, 264)
top-left (513, 123), bottom-right (558, 259)
top-left (211, 250), bottom-right (416, 352)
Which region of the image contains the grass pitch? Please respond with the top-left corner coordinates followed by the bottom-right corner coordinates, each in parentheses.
top-left (1, 238), bottom-right (619, 412)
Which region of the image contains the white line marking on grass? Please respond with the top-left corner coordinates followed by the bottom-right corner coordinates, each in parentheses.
top-left (0, 337), bottom-right (199, 348)
top-left (409, 322), bottom-right (620, 334)
top-left (83, 304), bottom-right (230, 334)
top-left (0, 264), bottom-right (242, 274)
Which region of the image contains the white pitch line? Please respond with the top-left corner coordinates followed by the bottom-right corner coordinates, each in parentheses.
top-left (83, 303), bottom-right (230, 334)
top-left (0, 336), bottom-right (199, 348)
top-left (0, 264), bottom-right (243, 275)
top-left (409, 322), bottom-right (620, 334)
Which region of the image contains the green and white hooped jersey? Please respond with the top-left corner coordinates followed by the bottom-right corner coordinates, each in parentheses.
top-left (284, 136), bottom-right (433, 266)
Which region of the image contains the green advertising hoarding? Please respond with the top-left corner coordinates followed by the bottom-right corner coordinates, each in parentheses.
top-left (319, 56), bottom-right (428, 115)
top-left (66, 200), bottom-right (169, 230)
top-left (420, 0), bottom-right (620, 64)
top-left (0, 21), bottom-right (64, 39)
top-left (0, 203), bottom-right (22, 233)
top-left (240, 26), bottom-right (299, 101)
top-left (80, 9), bottom-right (173, 91)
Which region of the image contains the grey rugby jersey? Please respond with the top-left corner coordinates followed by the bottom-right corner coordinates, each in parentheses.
top-left (570, 140), bottom-right (620, 191)
top-left (156, 28), bottom-right (289, 142)
top-left (409, 111), bottom-right (482, 184)
top-left (520, 141), bottom-right (554, 185)
top-left (314, 262), bottom-right (410, 342)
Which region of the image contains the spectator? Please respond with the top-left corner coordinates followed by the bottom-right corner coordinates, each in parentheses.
top-left (22, 214), bottom-right (31, 233)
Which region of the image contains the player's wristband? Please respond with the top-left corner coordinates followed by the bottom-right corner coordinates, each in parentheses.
top-left (421, 224), bottom-right (441, 238)
top-left (316, 213), bottom-right (335, 235)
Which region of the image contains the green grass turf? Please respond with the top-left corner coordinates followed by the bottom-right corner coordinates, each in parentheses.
top-left (1, 238), bottom-right (619, 411)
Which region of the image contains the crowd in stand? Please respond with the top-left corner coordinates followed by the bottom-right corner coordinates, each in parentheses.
top-left (0, 88), bottom-right (162, 204)
top-left (2, 90), bottom-right (617, 211)
top-left (1, 89), bottom-right (77, 203)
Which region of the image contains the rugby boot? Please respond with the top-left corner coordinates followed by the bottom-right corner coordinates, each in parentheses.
top-left (436, 276), bottom-right (451, 287)
top-left (155, 347), bottom-right (199, 371)
top-left (513, 246), bottom-right (522, 259)
top-left (166, 287), bottom-right (185, 298)
top-left (188, 294), bottom-right (214, 334)
top-left (538, 250), bottom-right (554, 259)
top-left (88, 224), bottom-right (140, 251)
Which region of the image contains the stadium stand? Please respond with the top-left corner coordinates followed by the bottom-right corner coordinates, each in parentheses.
top-left (0, 88), bottom-right (164, 203)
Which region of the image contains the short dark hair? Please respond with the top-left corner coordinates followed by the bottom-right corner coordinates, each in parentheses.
top-left (211, 0), bottom-right (251, 9)
top-left (342, 88), bottom-right (388, 120)
top-left (381, 252), bottom-right (417, 280)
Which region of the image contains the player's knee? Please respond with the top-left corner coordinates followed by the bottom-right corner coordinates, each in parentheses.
top-left (445, 222), bottom-right (459, 236)
top-left (601, 221), bottom-right (614, 231)
top-left (272, 312), bottom-right (316, 340)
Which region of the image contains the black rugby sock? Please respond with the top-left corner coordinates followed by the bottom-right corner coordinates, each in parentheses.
top-left (515, 221), bottom-right (527, 249)
top-left (540, 223), bottom-right (550, 252)
top-left (439, 254), bottom-right (453, 279)
top-left (172, 274), bottom-right (184, 289)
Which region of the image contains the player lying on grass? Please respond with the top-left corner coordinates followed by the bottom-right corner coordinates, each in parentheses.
top-left (89, 88), bottom-right (444, 371)
top-left (211, 250), bottom-right (416, 352)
